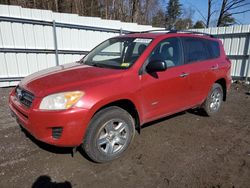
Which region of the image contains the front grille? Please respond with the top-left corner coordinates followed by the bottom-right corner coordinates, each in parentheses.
top-left (52, 127), bottom-right (63, 139)
top-left (16, 86), bottom-right (34, 108)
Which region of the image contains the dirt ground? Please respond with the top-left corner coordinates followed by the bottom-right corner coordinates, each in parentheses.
top-left (0, 83), bottom-right (250, 188)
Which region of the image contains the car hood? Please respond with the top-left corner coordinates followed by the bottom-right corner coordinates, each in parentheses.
top-left (19, 63), bottom-right (124, 97)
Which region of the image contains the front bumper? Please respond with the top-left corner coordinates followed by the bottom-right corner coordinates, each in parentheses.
top-left (9, 90), bottom-right (90, 147)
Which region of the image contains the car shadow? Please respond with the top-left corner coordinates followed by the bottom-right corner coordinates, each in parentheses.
top-left (19, 108), bottom-right (207, 160)
top-left (186, 108), bottom-right (208, 117)
top-left (32, 175), bottom-right (72, 188)
top-left (77, 146), bottom-right (96, 163)
top-left (141, 108), bottom-right (208, 130)
top-left (141, 111), bottom-right (186, 129)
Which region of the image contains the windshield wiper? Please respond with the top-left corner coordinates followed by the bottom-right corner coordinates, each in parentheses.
top-left (81, 60), bottom-right (121, 69)
top-left (90, 63), bottom-right (106, 68)
top-left (77, 59), bottom-right (86, 64)
top-left (83, 61), bottom-right (106, 68)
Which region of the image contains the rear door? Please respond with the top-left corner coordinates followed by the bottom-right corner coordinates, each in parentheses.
top-left (181, 37), bottom-right (218, 106)
top-left (139, 37), bottom-right (190, 122)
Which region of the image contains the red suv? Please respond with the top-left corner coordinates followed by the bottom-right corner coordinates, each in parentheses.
top-left (9, 31), bottom-right (231, 163)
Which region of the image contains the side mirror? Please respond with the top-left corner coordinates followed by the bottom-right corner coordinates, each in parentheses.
top-left (146, 60), bottom-right (167, 73)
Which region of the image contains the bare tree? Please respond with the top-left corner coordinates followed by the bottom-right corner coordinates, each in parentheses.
top-left (54, 0), bottom-right (58, 11)
top-left (152, 9), bottom-right (165, 27)
top-left (130, 0), bottom-right (140, 22)
top-left (1, 0), bottom-right (166, 26)
top-left (207, 0), bottom-right (212, 27)
top-left (217, 0), bottom-right (250, 26)
top-left (141, 0), bottom-right (159, 25)
top-left (206, 0), bottom-right (218, 27)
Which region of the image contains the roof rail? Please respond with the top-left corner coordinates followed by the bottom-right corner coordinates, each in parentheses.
top-left (168, 30), bottom-right (214, 37)
top-left (129, 29), bottom-right (214, 38)
top-left (127, 29), bottom-right (166, 34)
top-left (142, 29), bottom-right (169, 33)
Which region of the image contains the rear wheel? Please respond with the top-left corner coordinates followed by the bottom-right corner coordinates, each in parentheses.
top-left (83, 106), bottom-right (135, 163)
top-left (202, 83), bottom-right (223, 116)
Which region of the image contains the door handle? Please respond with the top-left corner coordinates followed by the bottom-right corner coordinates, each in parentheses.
top-left (211, 65), bottom-right (219, 70)
top-left (179, 73), bottom-right (189, 77)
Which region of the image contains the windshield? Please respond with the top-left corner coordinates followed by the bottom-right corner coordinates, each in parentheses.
top-left (81, 37), bottom-right (152, 69)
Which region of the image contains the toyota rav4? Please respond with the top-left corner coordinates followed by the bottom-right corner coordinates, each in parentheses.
top-left (9, 30), bottom-right (231, 163)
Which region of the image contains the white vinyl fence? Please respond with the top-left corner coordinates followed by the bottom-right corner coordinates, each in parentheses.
top-left (0, 5), bottom-right (159, 87)
top-left (0, 5), bottom-right (250, 87)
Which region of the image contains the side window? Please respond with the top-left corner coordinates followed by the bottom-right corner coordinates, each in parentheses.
top-left (149, 38), bottom-right (183, 67)
top-left (207, 40), bottom-right (220, 59)
top-left (132, 42), bottom-right (148, 55)
top-left (183, 37), bottom-right (209, 63)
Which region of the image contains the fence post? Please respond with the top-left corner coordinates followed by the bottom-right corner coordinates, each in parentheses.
top-left (245, 33), bottom-right (250, 83)
top-left (52, 20), bottom-right (59, 66)
top-left (245, 33), bottom-right (250, 82)
top-left (246, 54), bottom-right (250, 82)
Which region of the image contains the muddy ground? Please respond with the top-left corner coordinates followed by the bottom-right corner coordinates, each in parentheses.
top-left (0, 83), bottom-right (250, 188)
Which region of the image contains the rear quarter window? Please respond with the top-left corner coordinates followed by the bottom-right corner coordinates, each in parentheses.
top-left (207, 40), bottom-right (220, 59)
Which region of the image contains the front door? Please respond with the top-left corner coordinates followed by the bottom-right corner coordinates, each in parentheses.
top-left (139, 37), bottom-right (190, 122)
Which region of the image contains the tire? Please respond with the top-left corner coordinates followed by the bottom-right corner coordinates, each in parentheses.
top-left (83, 106), bottom-right (135, 163)
top-left (202, 83), bottom-right (223, 116)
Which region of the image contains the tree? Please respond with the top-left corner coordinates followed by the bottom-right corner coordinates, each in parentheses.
top-left (206, 0), bottom-right (219, 27)
top-left (219, 11), bottom-right (235, 26)
top-left (152, 9), bottom-right (165, 27)
top-left (172, 6), bottom-right (194, 30)
top-left (165, 0), bottom-right (182, 29)
top-left (140, 0), bottom-right (159, 25)
top-left (130, 0), bottom-right (140, 22)
top-left (206, 0), bottom-right (217, 27)
top-left (175, 18), bottom-right (192, 30)
top-left (207, 0), bottom-right (212, 27)
top-left (217, 0), bottom-right (250, 26)
top-left (0, 0), bottom-right (178, 27)
top-left (193, 20), bottom-right (205, 28)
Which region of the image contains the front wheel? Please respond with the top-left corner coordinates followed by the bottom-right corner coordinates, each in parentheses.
top-left (82, 106), bottom-right (135, 163)
top-left (202, 83), bottom-right (223, 116)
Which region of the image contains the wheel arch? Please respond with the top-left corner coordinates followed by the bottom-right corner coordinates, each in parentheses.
top-left (215, 78), bottom-right (227, 101)
top-left (89, 99), bottom-right (141, 133)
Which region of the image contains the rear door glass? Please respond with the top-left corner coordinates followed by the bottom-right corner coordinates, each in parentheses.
top-left (182, 37), bottom-right (209, 63)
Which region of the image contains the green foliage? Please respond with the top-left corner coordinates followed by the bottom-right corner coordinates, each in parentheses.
top-left (219, 12), bottom-right (236, 26)
top-left (175, 18), bottom-right (192, 30)
top-left (165, 0), bottom-right (182, 29)
top-left (193, 21), bottom-right (205, 28)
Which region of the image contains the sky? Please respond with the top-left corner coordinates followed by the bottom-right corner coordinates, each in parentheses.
top-left (161, 0), bottom-right (250, 25)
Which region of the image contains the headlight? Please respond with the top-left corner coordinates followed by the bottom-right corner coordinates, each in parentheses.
top-left (39, 91), bottom-right (84, 110)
